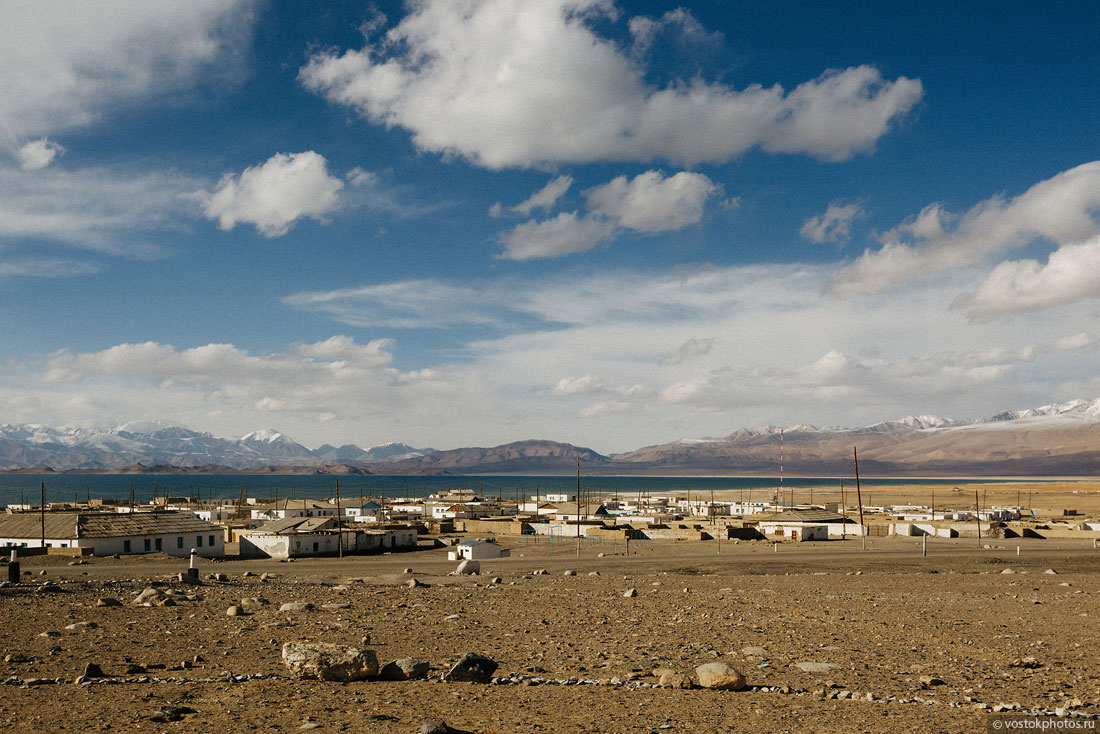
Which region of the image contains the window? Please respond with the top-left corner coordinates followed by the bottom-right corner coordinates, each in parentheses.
top-left (196, 535), bottom-right (203, 547)
top-left (177, 536), bottom-right (183, 549)
top-left (144, 539), bottom-right (151, 552)
top-left (313, 542), bottom-right (319, 552)
top-left (209, 535), bottom-right (215, 547)
top-left (155, 538), bottom-right (162, 552)
top-left (123, 540), bottom-right (131, 553)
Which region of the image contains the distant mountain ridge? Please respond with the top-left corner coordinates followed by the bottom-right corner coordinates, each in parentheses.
top-left (3, 398), bottom-right (1100, 475)
top-left (0, 424), bottom-right (434, 472)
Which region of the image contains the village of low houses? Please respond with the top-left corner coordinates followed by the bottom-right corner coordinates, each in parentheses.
top-left (1, 483), bottom-right (1098, 562)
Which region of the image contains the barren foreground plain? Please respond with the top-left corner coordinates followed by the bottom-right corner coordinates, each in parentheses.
top-left (1, 482), bottom-right (1099, 733)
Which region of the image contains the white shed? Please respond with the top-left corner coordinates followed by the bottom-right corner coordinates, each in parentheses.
top-left (448, 539), bottom-right (510, 560)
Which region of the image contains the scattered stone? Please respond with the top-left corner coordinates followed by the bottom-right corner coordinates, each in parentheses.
top-left (695, 662), bottom-right (746, 690)
top-left (588, 571), bottom-right (600, 577)
top-left (241, 571), bottom-right (254, 578)
top-left (240, 597), bottom-right (268, 609)
top-left (741, 647), bottom-right (767, 657)
top-left (623, 588), bottom-right (637, 598)
top-left (443, 653), bottom-right (498, 684)
top-left (920, 675), bottom-right (946, 687)
top-left (419, 721), bottom-right (470, 734)
top-left (94, 598), bottom-right (122, 608)
top-left (278, 602), bottom-right (314, 613)
top-left (403, 568), bottom-right (413, 574)
top-left (378, 657), bottom-right (430, 681)
top-left (1044, 569), bottom-right (1058, 575)
top-left (133, 587), bottom-right (165, 605)
top-left (124, 664), bottom-right (147, 675)
top-left (260, 573), bottom-right (275, 581)
top-left (64, 621), bottom-right (97, 631)
top-left (455, 560), bottom-right (480, 576)
top-left (4, 654), bottom-right (31, 664)
top-left (533, 569), bottom-right (548, 575)
top-left (489, 577), bottom-right (502, 584)
top-left (38, 631), bottom-right (59, 638)
top-left (81, 663), bottom-right (105, 678)
top-left (149, 706), bottom-right (197, 723)
top-left (1009, 657), bottom-right (1042, 669)
top-left (793, 662), bottom-right (840, 673)
top-left (563, 570), bottom-right (576, 576)
top-left (226, 606), bottom-right (243, 617)
top-left (281, 642), bottom-right (379, 682)
top-left (407, 578), bottom-right (427, 588)
top-left (1001, 569), bottom-right (1015, 575)
top-left (659, 671), bottom-right (695, 689)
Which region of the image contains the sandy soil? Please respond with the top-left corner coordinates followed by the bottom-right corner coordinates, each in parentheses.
top-left (1, 484), bottom-right (1099, 733)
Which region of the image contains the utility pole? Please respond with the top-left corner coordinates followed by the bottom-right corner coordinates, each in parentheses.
top-left (575, 457), bottom-right (581, 557)
top-left (334, 478), bottom-right (343, 559)
top-left (840, 478), bottom-right (846, 539)
top-left (853, 448), bottom-right (866, 550)
top-left (975, 489), bottom-right (982, 547)
top-left (40, 482), bottom-right (46, 548)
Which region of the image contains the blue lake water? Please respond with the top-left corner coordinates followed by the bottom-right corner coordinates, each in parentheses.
top-left (0, 473), bottom-right (1017, 507)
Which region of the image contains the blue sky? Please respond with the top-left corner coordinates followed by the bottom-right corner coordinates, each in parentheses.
top-left (2, 0), bottom-right (1100, 453)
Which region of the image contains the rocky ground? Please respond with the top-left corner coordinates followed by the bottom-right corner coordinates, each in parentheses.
top-left (0, 528), bottom-right (1098, 734)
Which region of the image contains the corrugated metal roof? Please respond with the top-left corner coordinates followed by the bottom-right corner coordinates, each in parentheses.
top-left (0, 511), bottom-right (220, 539)
top-left (253, 516), bottom-right (337, 535)
top-left (754, 508), bottom-right (851, 523)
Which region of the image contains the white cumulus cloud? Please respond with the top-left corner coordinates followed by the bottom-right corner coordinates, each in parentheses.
top-left (501, 175), bottom-right (574, 216)
top-left (193, 152), bottom-right (345, 237)
top-left (959, 234), bottom-right (1100, 320)
top-left (498, 211), bottom-right (616, 260)
top-left (498, 169), bottom-right (717, 259)
top-left (801, 201), bottom-right (866, 244)
top-left (299, 0), bottom-right (922, 169)
top-left (0, 1), bottom-right (255, 143)
top-left (585, 170), bottom-right (717, 233)
top-left (16, 138), bottom-right (65, 170)
top-left (830, 161), bottom-right (1100, 297)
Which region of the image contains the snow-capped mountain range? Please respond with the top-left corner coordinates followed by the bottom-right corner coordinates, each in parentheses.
top-left (0, 424), bottom-right (433, 471)
top-left (2, 398), bottom-right (1100, 474)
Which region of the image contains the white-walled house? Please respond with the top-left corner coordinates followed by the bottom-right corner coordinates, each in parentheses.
top-left (448, 539), bottom-right (510, 561)
top-left (0, 511), bottom-right (225, 557)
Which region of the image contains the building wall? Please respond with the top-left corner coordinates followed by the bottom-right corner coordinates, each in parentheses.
top-left (0, 532), bottom-right (225, 557)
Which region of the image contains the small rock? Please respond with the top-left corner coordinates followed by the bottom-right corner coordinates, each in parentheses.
top-left (443, 653), bottom-right (497, 683)
top-left (623, 588), bottom-right (637, 598)
top-left (588, 571), bottom-right (600, 577)
top-left (241, 571), bottom-right (254, 578)
top-left (793, 662), bottom-right (840, 673)
top-left (226, 606), bottom-right (243, 617)
top-left (281, 642), bottom-right (379, 681)
top-left (94, 598), bottom-right (122, 608)
top-left (403, 568), bottom-right (413, 574)
top-left (659, 671), bottom-right (694, 689)
top-left (563, 570), bottom-right (576, 576)
top-left (489, 577), bottom-right (502, 584)
top-left (278, 602), bottom-right (314, 613)
top-left (378, 657), bottom-right (431, 681)
top-left (81, 663), bottom-right (105, 678)
top-left (407, 578), bottom-right (426, 588)
top-left (240, 597), bottom-right (268, 609)
top-left (920, 675), bottom-right (946, 687)
top-left (1043, 569), bottom-right (1058, 575)
top-left (64, 621), bottom-right (97, 631)
top-left (741, 647), bottom-right (767, 657)
top-left (455, 560), bottom-right (480, 575)
top-left (420, 721), bottom-right (469, 734)
top-left (695, 662), bottom-right (746, 690)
